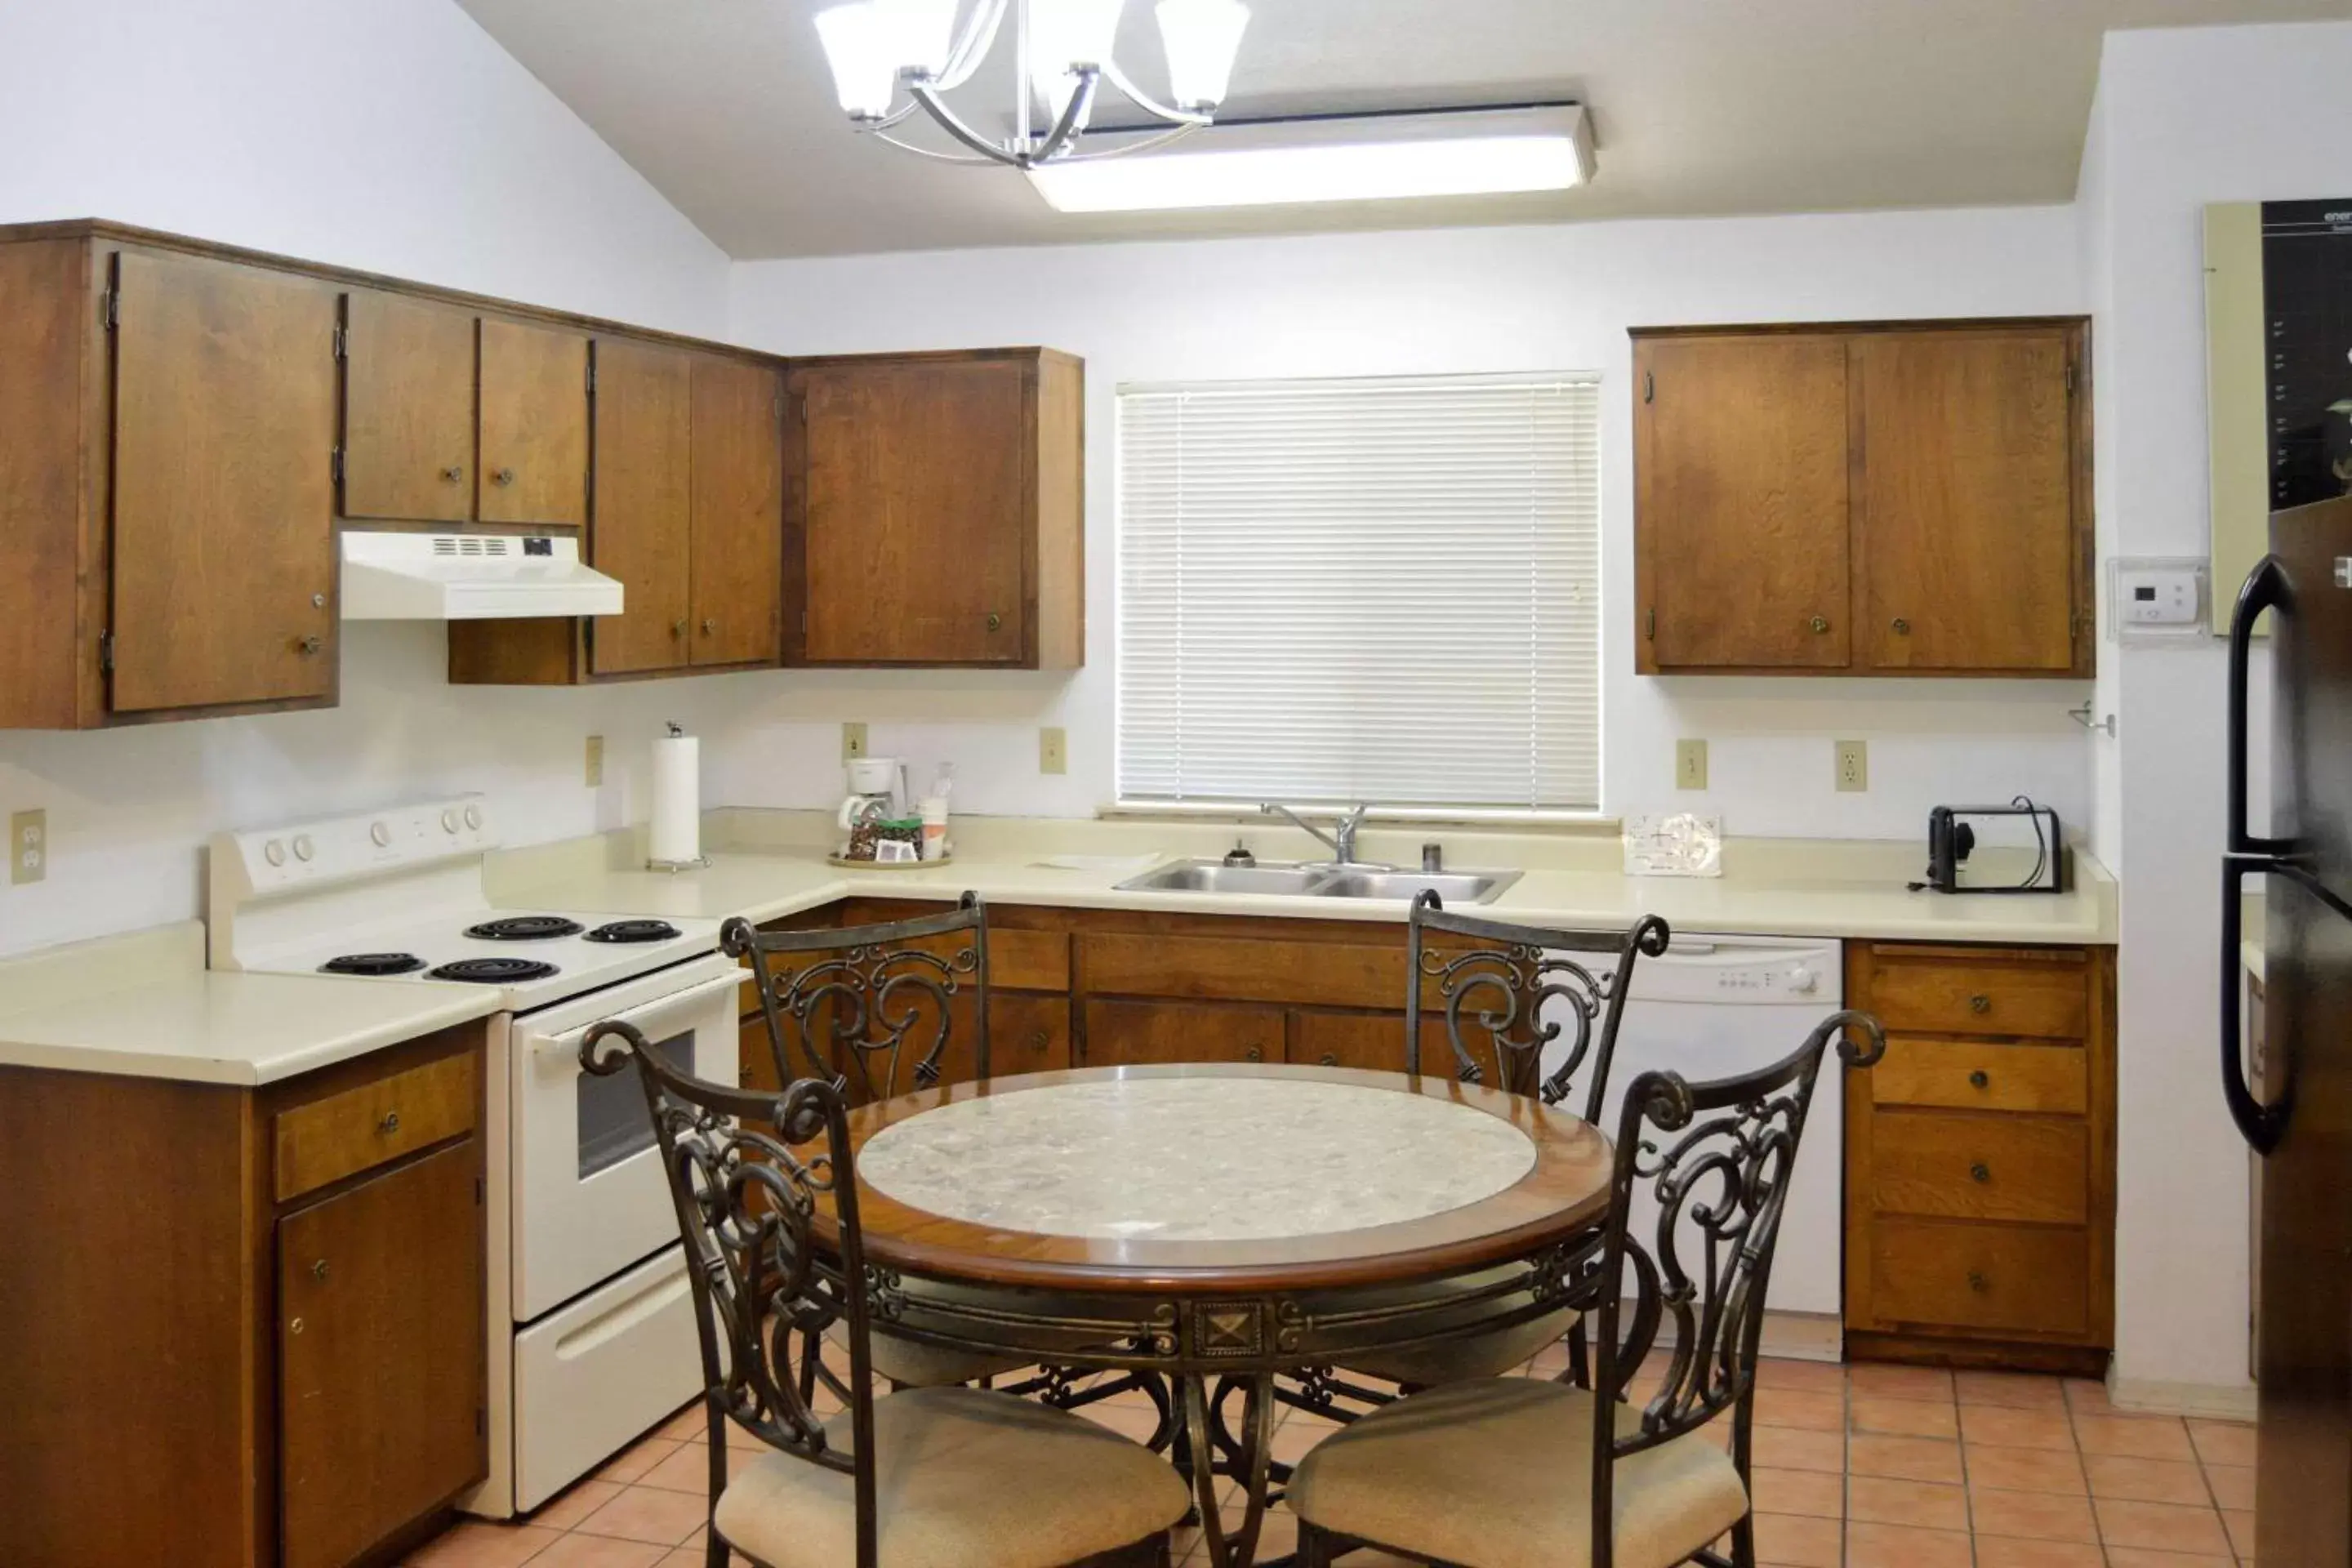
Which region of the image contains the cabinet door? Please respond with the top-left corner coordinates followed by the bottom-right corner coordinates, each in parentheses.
top-left (110, 250), bottom-right (337, 712)
top-left (1634, 334), bottom-right (1851, 670)
top-left (1291, 1010), bottom-right (1455, 1076)
top-left (341, 290), bottom-right (476, 522)
top-left (589, 340), bottom-right (693, 676)
top-left (1083, 999), bottom-right (1282, 1067)
top-left (795, 357), bottom-right (1028, 665)
top-left (479, 318), bottom-right (588, 527)
top-left (278, 1140), bottom-right (484, 1568)
top-left (1855, 329), bottom-right (2079, 672)
top-left (689, 357), bottom-right (785, 667)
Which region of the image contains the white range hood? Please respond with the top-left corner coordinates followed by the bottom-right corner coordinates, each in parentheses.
top-left (341, 532), bottom-right (623, 621)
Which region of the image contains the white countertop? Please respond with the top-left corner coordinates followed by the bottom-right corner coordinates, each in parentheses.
top-left (0, 922), bottom-right (502, 1086)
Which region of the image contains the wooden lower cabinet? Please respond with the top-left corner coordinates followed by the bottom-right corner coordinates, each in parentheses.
top-left (0, 1022), bottom-right (488, 1568)
top-left (1085, 998), bottom-right (1285, 1066)
top-left (1843, 942), bottom-right (2116, 1373)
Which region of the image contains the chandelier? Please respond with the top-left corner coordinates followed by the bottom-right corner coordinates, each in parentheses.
top-left (812, 0), bottom-right (1251, 168)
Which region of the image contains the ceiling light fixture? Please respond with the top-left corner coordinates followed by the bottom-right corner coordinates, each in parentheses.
top-left (813, 0), bottom-right (1250, 168)
top-left (1027, 104), bottom-right (1597, 212)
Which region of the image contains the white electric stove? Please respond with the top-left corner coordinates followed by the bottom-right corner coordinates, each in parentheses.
top-left (208, 795), bottom-right (743, 1517)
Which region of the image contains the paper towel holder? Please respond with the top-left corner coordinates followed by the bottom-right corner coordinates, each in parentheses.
top-left (646, 720), bottom-right (711, 874)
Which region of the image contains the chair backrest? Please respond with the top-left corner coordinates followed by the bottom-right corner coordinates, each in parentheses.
top-left (1405, 894), bottom-right (1671, 1116)
top-left (581, 1019), bottom-right (884, 1566)
top-left (1584, 1009), bottom-right (1886, 1566)
top-left (724, 893), bottom-right (991, 1103)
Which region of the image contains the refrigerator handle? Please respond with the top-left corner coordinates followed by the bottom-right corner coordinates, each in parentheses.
top-left (2220, 856), bottom-right (2287, 1156)
top-left (2227, 554), bottom-right (2293, 857)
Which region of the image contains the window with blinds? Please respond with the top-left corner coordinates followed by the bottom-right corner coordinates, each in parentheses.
top-left (1116, 373), bottom-right (1601, 812)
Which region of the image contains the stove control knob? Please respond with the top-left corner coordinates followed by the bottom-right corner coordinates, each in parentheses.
top-left (1788, 967), bottom-right (1818, 995)
top-left (464, 804), bottom-right (483, 831)
top-left (263, 839), bottom-right (287, 868)
top-left (292, 834), bottom-right (315, 862)
top-left (370, 821), bottom-right (391, 848)
top-left (440, 808), bottom-right (460, 835)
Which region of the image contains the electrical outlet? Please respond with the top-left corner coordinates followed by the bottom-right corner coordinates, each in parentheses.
top-left (1675, 739), bottom-right (1708, 791)
top-left (584, 734), bottom-right (604, 787)
top-left (842, 722), bottom-right (868, 761)
top-left (1040, 727), bottom-right (1068, 775)
top-left (11, 808), bottom-right (47, 886)
top-left (1834, 740), bottom-right (1869, 793)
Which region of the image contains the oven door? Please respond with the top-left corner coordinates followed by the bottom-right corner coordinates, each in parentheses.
top-left (510, 955), bottom-right (742, 1321)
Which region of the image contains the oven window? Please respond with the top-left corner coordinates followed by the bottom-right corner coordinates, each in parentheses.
top-left (578, 1027), bottom-right (697, 1178)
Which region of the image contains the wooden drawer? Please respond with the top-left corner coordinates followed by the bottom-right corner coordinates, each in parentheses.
top-left (989, 929), bottom-right (1071, 993)
top-left (1872, 1038), bottom-right (2087, 1115)
top-left (1078, 932), bottom-right (1403, 1010)
top-left (1866, 951), bottom-right (2088, 1039)
top-left (1867, 1110), bottom-right (2089, 1225)
top-left (1869, 1218), bottom-right (2090, 1338)
top-left (1083, 998), bottom-right (1285, 1067)
top-left (992, 992), bottom-right (1074, 1076)
top-left (275, 1050), bottom-right (478, 1202)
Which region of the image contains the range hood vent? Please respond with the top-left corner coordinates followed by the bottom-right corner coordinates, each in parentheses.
top-left (341, 532), bottom-right (623, 621)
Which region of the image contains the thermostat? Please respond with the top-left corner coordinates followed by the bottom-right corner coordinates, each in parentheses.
top-left (2108, 558), bottom-right (2209, 641)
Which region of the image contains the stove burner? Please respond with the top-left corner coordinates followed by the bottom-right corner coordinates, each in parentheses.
top-left (464, 915), bottom-right (585, 942)
top-left (318, 953), bottom-right (426, 977)
top-left (584, 920), bottom-right (683, 945)
top-left (430, 956), bottom-right (559, 985)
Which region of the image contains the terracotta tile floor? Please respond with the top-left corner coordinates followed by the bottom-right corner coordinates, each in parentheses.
top-left (408, 1355), bottom-right (2257, 1567)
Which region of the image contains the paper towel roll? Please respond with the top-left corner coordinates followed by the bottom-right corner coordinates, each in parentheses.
top-left (648, 728), bottom-right (701, 867)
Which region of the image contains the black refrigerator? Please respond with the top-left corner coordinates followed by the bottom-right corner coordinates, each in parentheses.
top-left (2223, 493), bottom-right (2352, 1565)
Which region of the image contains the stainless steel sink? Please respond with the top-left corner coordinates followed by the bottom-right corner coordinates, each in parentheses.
top-left (1114, 859), bottom-right (1520, 905)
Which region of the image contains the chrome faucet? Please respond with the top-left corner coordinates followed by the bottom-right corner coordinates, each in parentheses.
top-left (1260, 802), bottom-right (1375, 866)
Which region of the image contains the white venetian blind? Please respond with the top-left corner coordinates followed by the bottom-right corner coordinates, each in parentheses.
top-left (1117, 373), bottom-right (1601, 812)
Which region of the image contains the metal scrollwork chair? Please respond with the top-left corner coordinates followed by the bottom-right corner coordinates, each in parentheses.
top-left (1289, 1009), bottom-right (1887, 1568)
top-left (1317, 899), bottom-right (1672, 1392)
top-left (581, 1021), bottom-right (1190, 1568)
top-left (725, 895), bottom-right (1022, 1388)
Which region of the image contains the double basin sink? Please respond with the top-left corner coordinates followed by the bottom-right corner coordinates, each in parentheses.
top-left (1115, 859), bottom-right (1521, 906)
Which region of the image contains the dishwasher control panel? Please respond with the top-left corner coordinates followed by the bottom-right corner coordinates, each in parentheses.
top-left (1621, 937), bottom-right (1842, 1007)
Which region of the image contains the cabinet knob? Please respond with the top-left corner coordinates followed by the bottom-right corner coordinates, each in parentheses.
top-left (1970, 1161), bottom-right (1992, 1183)
top-left (1967, 1270), bottom-right (1990, 1294)
top-left (1245, 1045), bottom-right (1264, 1063)
top-left (1318, 1052), bottom-right (1338, 1067)
top-left (671, 620), bottom-right (688, 639)
top-left (296, 635), bottom-right (323, 656)
top-left (311, 593), bottom-right (327, 608)
top-left (311, 1258), bottom-right (330, 1282)
top-left (701, 618), bottom-right (717, 636)
top-left (378, 1110), bottom-right (401, 1136)
top-left (442, 465), bottom-right (465, 483)
top-left (288, 1316), bottom-right (305, 1335)
top-left (1969, 994), bottom-right (1991, 1014)
top-left (1891, 617), bottom-right (1911, 635)
top-left (1027, 1030), bottom-right (1050, 1053)
top-left (986, 612), bottom-right (1003, 632)
top-left (1969, 1069), bottom-right (1990, 1089)
top-left (1808, 615), bottom-right (1830, 635)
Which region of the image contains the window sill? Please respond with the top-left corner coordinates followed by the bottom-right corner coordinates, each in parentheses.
top-left (1100, 801), bottom-right (1621, 834)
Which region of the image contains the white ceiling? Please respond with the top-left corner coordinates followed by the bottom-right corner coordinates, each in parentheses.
top-left (457, 0), bottom-right (2352, 258)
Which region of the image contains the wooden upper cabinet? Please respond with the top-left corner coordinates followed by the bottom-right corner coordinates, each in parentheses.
top-left (110, 249), bottom-right (339, 714)
top-left (689, 356), bottom-right (785, 668)
top-left (1634, 333), bottom-right (1851, 671)
top-left (587, 339), bottom-right (693, 677)
top-left (340, 290), bottom-right (476, 523)
top-left (790, 348), bottom-right (1083, 669)
top-left (1856, 328), bottom-right (2082, 672)
top-left (1632, 318), bottom-right (2091, 678)
top-left (479, 318), bottom-right (589, 528)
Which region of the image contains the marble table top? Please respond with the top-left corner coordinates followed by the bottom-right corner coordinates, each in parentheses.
top-left (856, 1076), bottom-right (1539, 1241)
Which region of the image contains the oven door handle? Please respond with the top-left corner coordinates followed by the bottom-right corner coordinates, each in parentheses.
top-left (533, 968), bottom-right (743, 1062)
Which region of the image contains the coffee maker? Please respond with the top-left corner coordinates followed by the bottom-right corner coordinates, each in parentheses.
top-left (837, 757), bottom-right (910, 859)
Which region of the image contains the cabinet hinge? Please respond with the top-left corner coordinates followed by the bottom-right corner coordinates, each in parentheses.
top-left (97, 630), bottom-right (114, 674)
top-left (586, 356), bottom-right (597, 394)
top-left (1644, 607), bottom-right (1656, 641)
top-left (99, 288), bottom-right (118, 332)
top-left (330, 323), bottom-right (346, 361)
top-left (475, 1174), bottom-right (485, 1205)
top-left (2065, 362), bottom-right (2078, 395)
top-left (476, 1407), bottom-right (487, 1437)
top-left (330, 446), bottom-right (345, 485)
top-left (1643, 371), bottom-right (1655, 405)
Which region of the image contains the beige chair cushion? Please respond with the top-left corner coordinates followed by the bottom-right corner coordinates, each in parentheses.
top-left (1341, 1305), bottom-right (1580, 1386)
top-left (826, 1321), bottom-right (1026, 1388)
top-left (1288, 1377), bottom-right (1749, 1568)
top-left (715, 1386), bottom-right (1190, 1568)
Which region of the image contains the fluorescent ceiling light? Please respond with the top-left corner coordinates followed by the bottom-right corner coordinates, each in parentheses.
top-left (1027, 105), bottom-right (1594, 212)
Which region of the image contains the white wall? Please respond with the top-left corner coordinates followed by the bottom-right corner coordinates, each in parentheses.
top-left (0, 0), bottom-right (738, 956)
top-left (720, 207), bottom-right (2092, 834)
top-left (2082, 19), bottom-right (2352, 1401)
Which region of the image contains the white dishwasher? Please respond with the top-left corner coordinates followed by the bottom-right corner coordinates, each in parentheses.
top-left (1556, 933), bottom-right (1847, 1357)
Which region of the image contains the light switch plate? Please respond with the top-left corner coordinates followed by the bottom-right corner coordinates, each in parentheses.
top-left (1675, 739), bottom-right (1708, 791)
top-left (1040, 727), bottom-right (1068, 775)
top-left (842, 722), bottom-right (869, 760)
top-left (11, 808), bottom-right (47, 885)
top-left (1834, 740), bottom-right (1868, 793)
top-left (584, 734), bottom-right (604, 787)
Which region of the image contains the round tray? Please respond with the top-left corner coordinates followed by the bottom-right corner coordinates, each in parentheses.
top-left (826, 850), bottom-right (951, 869)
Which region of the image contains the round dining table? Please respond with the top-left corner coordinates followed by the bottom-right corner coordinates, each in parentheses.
top-left (817, 1062), bottom-right (1618, 1568)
